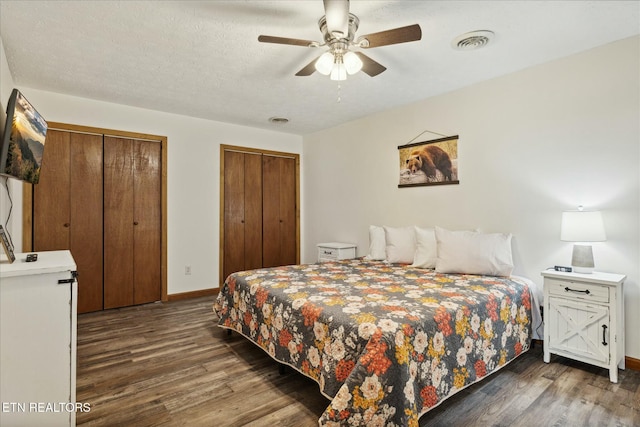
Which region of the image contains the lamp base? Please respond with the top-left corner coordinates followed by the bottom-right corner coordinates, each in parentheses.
top-left (571, 244), bottom-right (595, 274)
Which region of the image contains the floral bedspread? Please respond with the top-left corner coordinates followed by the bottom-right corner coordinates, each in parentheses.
top-left (213, 259), bottom-right (533, 426)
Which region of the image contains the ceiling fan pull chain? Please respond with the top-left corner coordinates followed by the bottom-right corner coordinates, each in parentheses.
top-left (337, 83), bottom-right (342, 103)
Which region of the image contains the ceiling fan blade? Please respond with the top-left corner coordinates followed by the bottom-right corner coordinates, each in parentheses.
top-left (323, 0), bottom-right (350, 38)
top-left (358, 24), bottom-right (422, 48)
top-left (258, 35), bottom-right (317, 47)
top-left (295, 57), bottom-right (320, 76)
top-left (354, 52), bottom-right (386, 77)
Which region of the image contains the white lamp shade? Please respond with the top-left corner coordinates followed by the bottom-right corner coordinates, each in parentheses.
top-left (315, 52), bottom-right (334, 75)
top-left (330, 62), bottom-right (347, 81)
top-left (560, 210), bottom-right (606, 242)
top-left (343, 51), bottom-right (363, 75)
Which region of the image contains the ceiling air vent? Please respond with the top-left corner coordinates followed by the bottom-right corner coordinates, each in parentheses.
top-left (268, 117), bottom-right (289, 124)
top-left (452, 30), bottom-right (494, 50)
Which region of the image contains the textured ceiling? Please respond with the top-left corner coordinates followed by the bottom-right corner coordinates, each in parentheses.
top-left (0, 1), bottom-right (638, 135)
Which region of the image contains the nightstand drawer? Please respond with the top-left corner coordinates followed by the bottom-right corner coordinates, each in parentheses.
top-left (319, 247), bottom-right (339, 259)
top-left (317, 243), bottom-right (357, 263)
top-left (546, 278), bottom-right (609, 303)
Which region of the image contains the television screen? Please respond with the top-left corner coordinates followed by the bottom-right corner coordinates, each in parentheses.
top-left (0, 89), bottom-right (48, 184)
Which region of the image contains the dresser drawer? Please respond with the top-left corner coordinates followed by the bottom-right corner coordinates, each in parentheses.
top-left (546, 278), bottom-right (609, 303)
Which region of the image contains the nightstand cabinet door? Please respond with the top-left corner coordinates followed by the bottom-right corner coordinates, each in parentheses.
top-left (547, 296), bottom-right (609, 364)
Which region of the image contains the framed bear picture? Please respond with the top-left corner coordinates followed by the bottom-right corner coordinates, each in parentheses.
top-left (398, 135), bottom-right (459, 187)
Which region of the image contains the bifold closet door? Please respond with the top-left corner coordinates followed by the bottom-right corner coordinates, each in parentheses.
top-left (104, 137), bottom-right (161, 309)
top-left (33, 130), bottom-right (71, 250)
top-left (103, 137), bottom-right (134, 309)
top-left (33, 130), bottom-right (103, 313)
top-left (223, 150), bottom-right (262, 282)
top-left (262, 155), bottom-right (296, 268)
top-left (132, 140), bottom-right (162, 305)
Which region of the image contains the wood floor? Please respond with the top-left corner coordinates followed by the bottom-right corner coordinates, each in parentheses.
top-left (76, 296), bottom-right (640, 426)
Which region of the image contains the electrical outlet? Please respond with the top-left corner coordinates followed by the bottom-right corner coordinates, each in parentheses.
top-left (185, 265), bottom-right (191, 275)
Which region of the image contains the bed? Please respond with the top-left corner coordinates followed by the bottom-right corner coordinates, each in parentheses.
top-left (214, 243), bottom-right (542, 426)
top-left (214, 259), bottom-right (538, 426)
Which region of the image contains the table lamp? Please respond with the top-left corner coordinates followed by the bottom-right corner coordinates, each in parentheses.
top-left (560, 206), bottom-right (606, 273)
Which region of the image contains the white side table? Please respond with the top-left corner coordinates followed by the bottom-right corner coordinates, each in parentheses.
top-left (541, 269), bottom-right (625, 383)
top-left (317, 242), bottom-right (357, 263)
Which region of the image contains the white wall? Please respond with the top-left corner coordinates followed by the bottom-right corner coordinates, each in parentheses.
top-left (0, 37), bottom-right (303, 295)
top-left (302, 36), bottom-right (640, 359)
top-left (0, 37), bottom-right (23, 251)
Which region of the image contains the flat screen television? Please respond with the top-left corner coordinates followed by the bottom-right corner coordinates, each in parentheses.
top-left (0, 89), bottom-right (48, 184)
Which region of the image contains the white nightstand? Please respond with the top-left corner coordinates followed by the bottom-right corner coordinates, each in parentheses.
top-left (317, 242), bottom-right (357, 263)
top-left (541, 269), bottom-right (626, 383)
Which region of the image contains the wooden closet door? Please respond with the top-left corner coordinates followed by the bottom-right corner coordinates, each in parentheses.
top-left (33, 129), bottom-right (71, 250)
top-left (243, 153), bottom-right (263, 270)
top-left (223, 150), bottom-right (244, 281)
top-left (104, 137), bottom-right (161, 308)
top-left (133, 140), bottom-right (161, 305)
top-left (69, 133), bottom-right (103, 313)
top-left (34, 130), bottom-right (103, 313)
top-left (262, 155), bottom-right (296, 268)
top-left (103, 137), bottom-right (135, 309)
top-left (223, 150), bottom-right (262, 282)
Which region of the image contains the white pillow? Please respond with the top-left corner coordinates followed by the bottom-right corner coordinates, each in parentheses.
top-left (366, 225), bottom-right (386, 261)
top-left (434, 226), bottom-right (514, 277)
top-left (383, 226), bottom-right (416, 264)
top-left (411, 226), bottom-right (437, 269)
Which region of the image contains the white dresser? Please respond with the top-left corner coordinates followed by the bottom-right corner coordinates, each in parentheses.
top-left (541, 269), bottom-right (625, 383)
top-left (317, 242), bottom-right (357, 263)
top-left (0, 250), bottom-right (78, 426)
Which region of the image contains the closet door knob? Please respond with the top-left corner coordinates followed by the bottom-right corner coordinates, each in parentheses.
top-left (133, 221), bottom-right (139, 226)
top-left (63, 223), bottom-right (70, 228)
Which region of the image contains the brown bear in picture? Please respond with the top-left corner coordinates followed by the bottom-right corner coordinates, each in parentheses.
top-left (405, 145), bottom-right (453, 181)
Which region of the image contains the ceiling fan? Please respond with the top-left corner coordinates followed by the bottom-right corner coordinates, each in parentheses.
top-left (258, 0), bottom-right (422, 80)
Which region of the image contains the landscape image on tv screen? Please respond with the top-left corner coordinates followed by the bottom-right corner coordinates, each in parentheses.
top-left (2, 90), bottom-right (47, 184)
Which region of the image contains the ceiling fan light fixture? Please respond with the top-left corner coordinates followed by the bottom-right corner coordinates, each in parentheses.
top-left (315, 52), bottom-right (334, 75)
top-left (343, 51), bottom-right (363, 75)
top-left (260, 2), bottom-right (420, 80)
top-left (330, 60), bottom-right (347, 81)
